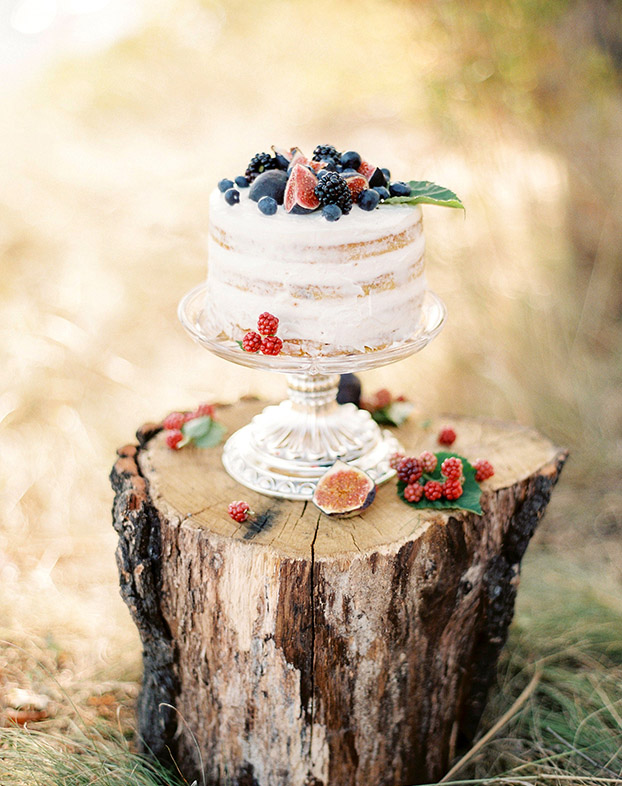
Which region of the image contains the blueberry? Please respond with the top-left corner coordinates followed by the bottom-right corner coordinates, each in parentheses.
top-left (374, 186), bottom-right (390, 200)
top-left (322, 204), bottom-right (342, 221)
top-left (358, 189), bottom-right (380, 211)
top-left (381, 167), bottom-right (391, 182)
top-left (258, 195), bottom-right (277, 215)
top-left (389, 181), bottom-right (411, 197)
top-left (235, 175), bottom-right (249, 188)
top-left (218, 178), bottom-right (234, 193)
top-left (224, 188), bottom-right (240, 205)
top-left (248, 170), bottom-right (288, 204)
top-left (341, 151), bottom-right (362, 170)
top-left (337, 373), bottom-right (361, 406)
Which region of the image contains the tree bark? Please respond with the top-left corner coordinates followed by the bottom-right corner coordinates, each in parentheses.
top-left (110, 399), bottom-right (567, 786)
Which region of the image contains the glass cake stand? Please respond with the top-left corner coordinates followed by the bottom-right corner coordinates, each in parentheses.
top-left (178, 283), bottom-right (446, 500)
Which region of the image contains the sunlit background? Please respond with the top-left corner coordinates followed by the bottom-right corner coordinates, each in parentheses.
top-left (1, 0), bottom-right (621, 742)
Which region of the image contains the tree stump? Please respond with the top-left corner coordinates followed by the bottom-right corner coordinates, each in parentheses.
top-left (110, 399), bottom-right (567, 786)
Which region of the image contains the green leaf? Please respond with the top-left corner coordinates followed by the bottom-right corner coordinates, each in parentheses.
top-left (384, 180), bottom-right (464, 210)
top-left (397, 451), bottom-right (483, 515)
top-left (372, 401), bottom-right (413, 427)
top-left (193, 420), bottom-right (226, 448)
top-left (181, 415), bottom-right (214, 441)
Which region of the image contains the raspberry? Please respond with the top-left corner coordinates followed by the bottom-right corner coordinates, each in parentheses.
top-left (443, 479), bottom-right (463, 500)
top-left (374, 388), bottom-right (392, 409)
top-left (163, 411), bottom-right (185, 431)
top-left (166, 430), bottom-right (184, 450)
top-left (261, 335), bottom-right (283, 356)
top-left (257, 312), bottom-right (279, 336)
top-left (389, 451), bottom-right (405, 470)
top-left (193, 403), bottom-right (215, 419)
top-left (423, 480), bottom-right (443, 501)
top-left (404, 483), bottom-right (424, 503)
top-left (396, 457), bottom-right (422, 483)
top-left (242, 331), bottom-right (262, 353)
top-left (474, 459), bottom-right (495, 482)
top-left (438, 427), bottom-right (457, 446)
top-left (419, 451), bottom-right (437, 473)
top-left (228, 500), bottom-right (251, 523)
top-left (441, 457), bottom-right (463, 481)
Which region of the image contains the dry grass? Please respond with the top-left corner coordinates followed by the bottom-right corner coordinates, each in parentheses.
top-left (1, 0), bottom-right (621, 782)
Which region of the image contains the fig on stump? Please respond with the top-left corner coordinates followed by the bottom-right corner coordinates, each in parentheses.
top-left (312, 461), bottom-right (376, 517)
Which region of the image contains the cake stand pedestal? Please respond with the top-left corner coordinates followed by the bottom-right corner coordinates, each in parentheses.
top-left (178, 283), bottom-right (446, 499)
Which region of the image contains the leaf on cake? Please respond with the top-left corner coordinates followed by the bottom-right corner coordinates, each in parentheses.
top-left (384, 181), bottom-right (464, 210)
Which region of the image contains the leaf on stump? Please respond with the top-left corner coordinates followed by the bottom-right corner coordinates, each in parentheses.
top-left (397, 451), bottom-right (483, 515)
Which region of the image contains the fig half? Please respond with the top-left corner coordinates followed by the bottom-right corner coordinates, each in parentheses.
top-left (312, 461), bottom-right (376, 518)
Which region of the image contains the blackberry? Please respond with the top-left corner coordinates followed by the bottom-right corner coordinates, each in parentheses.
top-left (312, 144), bottom-right (341, 165)
top-left (314, 172), bottom-right (352, 214)
top-left (245, 152), bottom-right (276, 182)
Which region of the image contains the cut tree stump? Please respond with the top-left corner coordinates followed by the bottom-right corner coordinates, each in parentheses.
top-left (110, 399), bottom-right (567, 786)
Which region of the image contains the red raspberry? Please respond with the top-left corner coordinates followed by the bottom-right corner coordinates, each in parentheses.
top-left (404, 483), bottom-right (424, 502)
top-left (260, 335), bottom-right (283, 356)
top-left (396, 457), bottom-right (422, 483)
top-left (163, 411), bottom-right (186, 431)
top-left (389, 451), bottom-right (405, 470)
top-left (242, 331), bottom-right (262, 353)
top-left (443, 479), bottom-right (463, 500)
top-left (166, 430), bottom-right (184, 450)
top-left (438, 427), bottom-right (457, 446)
top-left (419, 451), bottom-right (437, 473)
top-left (441, 456), bottom-right (463, 481)
top-left (474, 459), bottom-right (495, 482)
top-left (374, 388), bottom-right (392, 409)
top-left (257, 312), bottom-right (279, 336)
top-left (423, 480), bottom-right (443, 501)
top-left (194, 403), bottom-right (215, 418)
top-left (227, 501), bottom-right (251, 523)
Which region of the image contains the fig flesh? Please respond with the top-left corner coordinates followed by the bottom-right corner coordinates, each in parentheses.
top-left (312, 461), bottom-right (376, 517)
top-left (284, 163), bottom-right (320, 214)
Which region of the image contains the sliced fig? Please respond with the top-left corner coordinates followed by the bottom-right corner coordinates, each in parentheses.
top-left (312, 461), bottom-right (376, 517)
top-left (249, 170), bottom-right (288, 204)
top-left (343, 172), bottom-right (369, 203)
top-left (284, 163), bottom-right (320, 214)
top-left (287, 148), bottom-right (310, 173)
top-left (358, 160), bottom-right (387, 188)
top-left (271, 145), bottom-right (296, 169)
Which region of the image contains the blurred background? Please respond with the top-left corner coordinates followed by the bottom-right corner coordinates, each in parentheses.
top-left (1, 0), bottom-right (621, 773)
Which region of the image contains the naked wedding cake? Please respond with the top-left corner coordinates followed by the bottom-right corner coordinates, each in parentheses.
top-left (202, 145), bottom-right (462, 357)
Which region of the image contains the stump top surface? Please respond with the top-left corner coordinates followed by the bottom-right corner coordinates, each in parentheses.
top-left (136, 398), bottom-right (562, 560)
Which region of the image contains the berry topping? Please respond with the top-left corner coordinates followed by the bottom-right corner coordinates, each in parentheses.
top-left (314, 172), bottom-right (352, 214)
top-left (218, 178), bottom-right (234, 193)
top-left (404, 482), bottom-right (424, 502)
top-left (396, 456), bottom-right (422, 483)
top-left (358, 189), bottom-right (380, 211)
top-left (271, 145), bottom-right (293, 170)
top-left (442, 479), bottom-right (463, 500)
top-left (260, 335), bottom-right (283, 355)
top-left (322, 204), bottom-right (342, 222)
top-left (438, 427), bottom-right (457, 446)
top-left (374, 186), bottom-right (390, 200)
top-left (194, 403), bottom-right (215, 418)
top-left (389, 451), bottom-right (406, 470)
top-left (234, 175), bottom-right (249, 188)
top-left (419, 451), bottom-right (437, 473)
top-left (343, 172), bottom-right (369, 203)
top-left (245, 152), bottom-right (276, 182)
top-left (163, 411), bottom-right (186, 431)
top-left (312, 144), bottom-right (341, 165)
top-left (249, 170), bottom-right (288, 204)
top-left (257, 312), bottom-right (279, 336)
top-left (258, 196), bottom-right (278, 215)
top-left (389, 181), bottom-right (411, 197)
top-left (474, 459), bottom-right (495, 482)
top-left (358, 160), bottom-right (387, 188)
top-left (242, 331), bottom-right (262, 353)
top-left (284, 163), bottom-right (320, 214)
top-left (423, 480), bottom-right (443, 501)
top-left (381, 167), bottom-right (391, 181)
top-left (166, 430), bottom-right (184, 450)
top-left (228, 500), bottom-right (251, 523)
top-left (224, 188), bottom-right (240, 206)
top-left (441, 456), bottom-right (463, 481)
top-left (341, 150), bottom-right (362, 170)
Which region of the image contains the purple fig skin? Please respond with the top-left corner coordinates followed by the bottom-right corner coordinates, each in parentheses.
top-left (312, 461), bottom-right (376, 518)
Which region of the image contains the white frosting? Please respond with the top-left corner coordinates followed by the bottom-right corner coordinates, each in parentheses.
top-left (204, 188), bottom-right (426, 355)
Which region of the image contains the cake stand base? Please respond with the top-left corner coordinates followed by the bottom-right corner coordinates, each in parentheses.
top-left (221, 374), bottom-right (401, 500)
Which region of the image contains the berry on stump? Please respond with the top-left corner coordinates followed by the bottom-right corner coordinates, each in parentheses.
top-left (257, 312), bottom-right (279, 336)
top-left (441, 457), bottom-right (463, 481)
top-left (314, 172), bottom-right (352, 214)
top-left (261, 335), bottom-right (283, 356)
top-left (194, 403), bottom-right (215, 418)
top-left (389, 452), bottom-right (405, 470)
top-left (438, 427), bottom-right (457, 446)
top-left (163, 411), bottom-right (186, 431)
top-left (396, 457), bottom-right (422, 484)
top-left (419, 451), bottom-right (437, 473)
top-left (166, 430), bottom-right (184, 450)
top-left (443, 479), bottom-right (463, 500)
top-left (404, 483), bottom-right (424, 503)
top-left (474, 459), bottom-right (495, 482)
top-left (242, 331), bottom-right (262, 353)
top-left (423, 480), bottom-right (443, 501)
top-left (228, 501), bottom-right (251, 523)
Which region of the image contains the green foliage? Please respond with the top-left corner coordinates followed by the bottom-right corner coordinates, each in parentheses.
top-left (397, 452), bottom-right (483, 515)
top-left (384, 180), bottom-right (464, 210)
top-left (180, 415), bottom-right (226, 449)
top-left (371, 400), bottom-right (413, 427)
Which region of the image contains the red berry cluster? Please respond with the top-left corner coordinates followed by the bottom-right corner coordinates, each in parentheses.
top-left (396, 450), bottom-right (466, 504)
top-left (474, 458), bottom-right (495, 482)
top-left (360, 388), bottom-right (406, 413)
top-left (438, 426), bottom-right (457, 446)
top-left (228, 500), bottom-right (251, 523)
top-left (162, 403), bottom-right (216, 450)
top-left (242, 312), bottom-right (283, 356)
